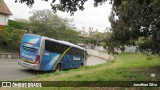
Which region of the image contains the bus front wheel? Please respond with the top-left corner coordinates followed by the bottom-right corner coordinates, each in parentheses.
top-left (56, 64), bottom-right (61, 72)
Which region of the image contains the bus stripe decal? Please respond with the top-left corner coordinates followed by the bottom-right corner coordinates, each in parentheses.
top-left (53, 47), bottom-right (72, 70)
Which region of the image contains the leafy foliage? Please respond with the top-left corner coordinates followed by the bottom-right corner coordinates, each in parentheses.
top-left (29, 9), bottom-right (80, 44)
top-left (103, 32), bottom-right (118, 54)
top-left (15, 0), bottom-right (113, 15)
top-left (8, 19), bottom-right (29, 30)
top-left (0, 26), bottom-right (21, 51)
top-left (0, 9), bottom-right (82, 52)
top-left (109, 0), bottom-right (160, 54)
top-left (0, 19), bottom-right (30, 52)
top-left (14, 0), bottom-right (160, 54)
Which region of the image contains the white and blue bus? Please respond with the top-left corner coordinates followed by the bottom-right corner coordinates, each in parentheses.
top-left (18, 34), bottom-right (87, 71)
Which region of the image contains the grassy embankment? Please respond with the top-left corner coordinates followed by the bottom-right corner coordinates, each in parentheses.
top-left (1, 53), bottom-right (160, 90)
top-left (30, 53), bottom-right (160, 81)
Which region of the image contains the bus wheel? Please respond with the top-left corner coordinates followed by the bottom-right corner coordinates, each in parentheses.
top-left (80, 63), bottom-right (83, 67)
top-left (56, 64), bottom-right (61, 72)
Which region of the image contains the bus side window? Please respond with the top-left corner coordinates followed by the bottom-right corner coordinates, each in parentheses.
top-left (67, 47), bottom-right (74, 56)
top-left (58, 43), bottom-right (68, 54)
top-left (45, 40), bottom-right (59, 53)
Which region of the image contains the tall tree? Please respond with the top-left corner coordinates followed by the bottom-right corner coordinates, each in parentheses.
top-left (29, 9), bottom-right (80, 43)
top-left (15, 0), bottom-right (114, 15)
top-left (0, 26), bottom-right (21, 51)
top-left (109, 0), bottom-right (160, 54)
top-left (8, 19), bottom-right (29, 30)
top-left (16, 0), bottom-right (160, 54)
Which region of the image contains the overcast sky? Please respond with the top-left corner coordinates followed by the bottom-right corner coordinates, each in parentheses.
top-left (4, 0), bottom-right (112, 32)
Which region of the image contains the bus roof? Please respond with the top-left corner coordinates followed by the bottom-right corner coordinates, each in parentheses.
top-left (25, 34), bottom-right (86, 51)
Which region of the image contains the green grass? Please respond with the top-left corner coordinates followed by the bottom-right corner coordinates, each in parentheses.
top-left (2, 53), bottom-right (160, 90)
top-left (25, 53), bottom-right (160, 81)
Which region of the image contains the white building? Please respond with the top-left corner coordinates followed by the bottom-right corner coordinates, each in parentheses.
top-left (0, 0), bottom-right (12, 27)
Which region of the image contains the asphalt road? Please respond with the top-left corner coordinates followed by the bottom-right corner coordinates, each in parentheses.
top-left (0, 56), bottom-right (107, 81)
top-left (0, 59), bottom-right (36, 81)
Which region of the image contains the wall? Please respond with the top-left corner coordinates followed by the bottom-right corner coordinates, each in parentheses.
top-left (87, 49), bottom-right (114, 60)
top-left (114, 46), bottom-right (139, 53)
top-left (94, 46), bottom-right (105, 51)
top-left (0, 53), bottom-right (18, 59)
top-left (0, 14), bottom-right (8, 25)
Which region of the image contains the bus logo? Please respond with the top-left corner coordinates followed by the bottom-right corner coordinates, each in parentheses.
top-left (21, 53), bottom-right (35, 60)
top-left (44, 52), bottom-right (50, 56)
top-left (73, 56), bottom-right (80, 60)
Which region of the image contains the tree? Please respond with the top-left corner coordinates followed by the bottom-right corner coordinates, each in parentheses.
top-left (15, 0), bottom-right (114, 15)
top-left (8, 19), bottom-right (29, 30)
top-left (29, 9), bottom-right (65, 34)
top-left (108, 0), bottom-right (160, 54)
top-left (135, 37), bottom-right (152, 53)
top-left (103, 32), bottom-right (117, 54)
top-left (93, 32), bottom-right (104, 46)
top-left (0, 26), bottom-right (21, 51)
top-left (0, 19), bottom-right (28, 52)
top-left (29, 9), bottom-right (80, 44)
top-left (16, 0), bottom-right (160, 54)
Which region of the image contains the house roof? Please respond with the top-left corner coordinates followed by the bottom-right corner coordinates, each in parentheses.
top-left (0, 0), bottom-right (12, 15)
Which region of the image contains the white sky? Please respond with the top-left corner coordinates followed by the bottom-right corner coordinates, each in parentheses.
top-left (4, 0), bottom-right (112, 32)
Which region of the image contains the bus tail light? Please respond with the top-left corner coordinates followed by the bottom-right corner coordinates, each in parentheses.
top-left (34, 55), bottom-right (40, 64)
top-left (18, 52), bottom-right (20, 59)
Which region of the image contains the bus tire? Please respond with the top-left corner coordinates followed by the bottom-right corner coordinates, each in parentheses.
top-left (56, 64), bottom-right (61, 72)
top-left (80, 63), bottom-right (83, 67)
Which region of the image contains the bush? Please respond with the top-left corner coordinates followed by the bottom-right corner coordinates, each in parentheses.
top-left (0, 25), bottom-right (22, 52)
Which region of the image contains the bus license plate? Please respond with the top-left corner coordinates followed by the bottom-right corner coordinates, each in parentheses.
top-left (22, 62), bottom-right (30, 67)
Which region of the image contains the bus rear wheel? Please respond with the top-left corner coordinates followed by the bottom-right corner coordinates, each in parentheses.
top-left (56, 64), bottom-right (61, 72)
top-left (80, 63), bottom-right (83, 67)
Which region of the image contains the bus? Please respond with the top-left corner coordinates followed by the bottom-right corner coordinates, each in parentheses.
top-left (18, 34), bottom-right (88, 71)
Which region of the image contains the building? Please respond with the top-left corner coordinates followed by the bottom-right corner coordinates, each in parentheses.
top-left (0, 0), bottom-right (12, 29)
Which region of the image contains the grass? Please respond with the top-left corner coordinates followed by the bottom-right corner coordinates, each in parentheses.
top-left (2, 53), bottom-right (160, 90)
top-left (28, 53), bottom-right (160, 81)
